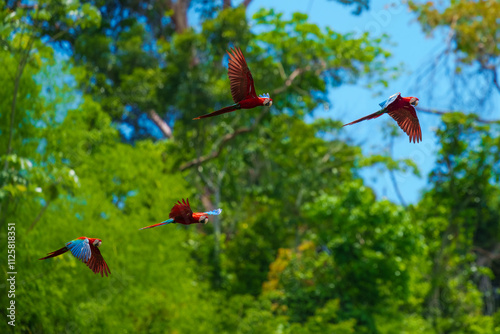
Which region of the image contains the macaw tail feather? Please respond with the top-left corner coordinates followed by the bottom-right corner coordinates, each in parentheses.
top-left (39, 246), bottom-right (69, 260)
top-left (139, 219), bottom-right (174, 230)
top-left (343, 109), bottom-right (385, 127)
top-left (193, 104), bottom-right (240, 120)
top-left (205, 208), bottom-right (222, 216)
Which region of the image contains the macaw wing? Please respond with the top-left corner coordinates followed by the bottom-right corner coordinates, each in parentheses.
top-left (66, 238), bottom-right (91, 263)
top-left (169, 198), bottom-right (194, 224)
top-left (227, 47), bottom-right (257, 103)
top-left (379, 93), bottom-right (401, 109)
top-left (388, 107), bottom-right (422, 143)
top-left (88, 244), bottom-right (111, 277)
top-left (204, 208), bottom-right (222, 216)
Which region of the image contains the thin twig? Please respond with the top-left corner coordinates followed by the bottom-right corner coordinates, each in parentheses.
top-left (27, 200), bottom-right (51, 233)
top-left (418, 107), bottom-right (500, 124)
top-left (272, 66), bottom-right (310, 96)
top-left (490, 68), bottom-right (500, 94)
top-left (180, 109), bottom-right (268, 171)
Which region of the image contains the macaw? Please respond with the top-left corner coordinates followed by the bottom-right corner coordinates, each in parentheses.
top-left (343, 93), bottom-right (422, 143)
top-left (193, 47), bottom-right (272, 119)
top-left (39, 237), bottom-right (110, 277)
top-left (140, 198), bottom-right (222, 229)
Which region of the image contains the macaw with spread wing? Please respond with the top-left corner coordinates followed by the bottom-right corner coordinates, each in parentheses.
top-left (139, 198), bottom-right (222, 229)
top-left (39, 237), bottom-right (110, 277)
top-left (343, 93), bottom-right (422, 143)
top-left (193, 47), bottom-right (272, 119)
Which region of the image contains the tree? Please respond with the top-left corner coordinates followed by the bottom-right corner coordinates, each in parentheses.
top-left (410, 0), bottom-right (500, 112)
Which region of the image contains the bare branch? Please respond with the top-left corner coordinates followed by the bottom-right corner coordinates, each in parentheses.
top-left (272, 66), bottom-right (310, 96)
top-left (473, 245), bottom-right (500, 261)
top-left (276, 61), bottom-right (287, 80)
top-left (180, 126), bottom-right (253, 171)
top-left (417, 107), bottom-right (500, 124)
top-left (271, 62), bottom-right (327, 96)
top-left (180, 109), bottom-right (268, 171)
top-left (147, 109), bottom-right (173, 139)
top-left (243, 0), bottom-right (253, 7)
top-left (223, 0), bottom-right (231, 9)
top-left (27, 199), bottom-right (51, 233)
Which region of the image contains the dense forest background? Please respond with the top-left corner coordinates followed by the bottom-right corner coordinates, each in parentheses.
top-left (1, 0), bottom-right (500, 332)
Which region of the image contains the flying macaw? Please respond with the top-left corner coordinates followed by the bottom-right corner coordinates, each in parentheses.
top-left (139, 198), bottom-right (222, 229)
top-left (39, 237), bottom-right (110, 277)
top-left (343, 93), bottom-right (422, 143)
top-left (193, 47), bottom-right (272, 119)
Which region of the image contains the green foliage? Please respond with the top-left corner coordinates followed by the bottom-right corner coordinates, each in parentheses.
top-left (409, 0), bottom-right (500, 106)
top-left (413, 112), bottom-right (500, 333)
top-left (1, 1), bottom-right (499, 334)
top-left (409, 0), bottom-right (499, 64)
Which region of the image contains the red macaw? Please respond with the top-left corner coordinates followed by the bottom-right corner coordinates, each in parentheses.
top-left (343, 93), bottom-right (422, 143)
top-left (139, 198), bottom-right (222, 229)
top-left (39, 237), bottom-right (110, 277)
top-left (193, 47), bottom-right (272, 119)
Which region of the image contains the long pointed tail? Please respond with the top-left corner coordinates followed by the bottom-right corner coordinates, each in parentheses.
top-left (343, 109), bottom-right (386, 127)
top-left (39, 246), bottom-right (69, 260)
top-left (139, 218), bottom-right (174, 230)
top-left (193, 104), bottom-right (240, 120)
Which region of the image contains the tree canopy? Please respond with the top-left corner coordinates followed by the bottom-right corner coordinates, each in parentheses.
top-left (1, 0), bottom-right (499, 333)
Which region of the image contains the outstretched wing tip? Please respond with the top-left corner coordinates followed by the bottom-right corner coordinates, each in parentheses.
top-left (388, 108), bottom-right (422, 144)
top-left (226, 46), bottom-right (255, 102)
top-left (88, 245), bottom-right (110, 277)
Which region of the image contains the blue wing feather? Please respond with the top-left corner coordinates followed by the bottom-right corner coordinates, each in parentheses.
top-left (379, 93), bottom-right (400, 109)
top-left (204, 209), bottom-right (222, 216)
top-left (66, 238), bottom-right (91, 262)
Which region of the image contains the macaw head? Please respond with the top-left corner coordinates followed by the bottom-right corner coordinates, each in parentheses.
top-left (198, 215), bottom-right (208, 224)
top-left (409, 97), bottom-right (419, 107)
top-left (259, 93), bottom-right (273, 107)
top-left (93, 239), bottom-right (102, 247)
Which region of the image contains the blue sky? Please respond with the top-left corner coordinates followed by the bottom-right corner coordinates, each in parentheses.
top-left (248, 0), bottom-right (449, 205)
